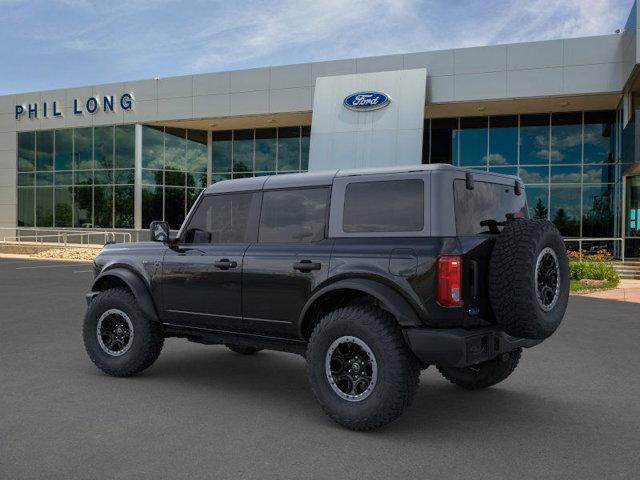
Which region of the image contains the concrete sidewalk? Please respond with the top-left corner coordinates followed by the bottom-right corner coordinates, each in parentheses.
top-left (575, 279), bottom-right (640, 303)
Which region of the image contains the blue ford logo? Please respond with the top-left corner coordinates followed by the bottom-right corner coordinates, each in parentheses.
top-left (343, 91), bottom-right (390, 111)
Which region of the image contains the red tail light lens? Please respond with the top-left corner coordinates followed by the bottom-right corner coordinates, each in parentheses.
top-left (437, 256), bottom-right (462, 307)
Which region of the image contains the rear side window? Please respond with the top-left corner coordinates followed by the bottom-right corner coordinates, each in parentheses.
top-left (183, 193), bottom-right (260, 244)
top-left (343, 179), bottom-right (424, 233)
top-left (454, 180), bottom-right (528, 235)
top-left (259, 188), bottom-right (329, 243)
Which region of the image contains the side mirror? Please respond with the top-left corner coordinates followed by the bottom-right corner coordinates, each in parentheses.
top-left (150, 221), bottom-right (170, 243)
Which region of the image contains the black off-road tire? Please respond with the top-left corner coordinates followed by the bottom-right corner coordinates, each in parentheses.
top-left (489, 219), bottom-right (569, 340)
top-left (437, 348), bottom-right (522, 390)
top-left (226, 344), bottom-right (262, 355)
top-left (83, 288), bottom-right (164, 377)
top-left (306, 305), bottom-right (421, 431)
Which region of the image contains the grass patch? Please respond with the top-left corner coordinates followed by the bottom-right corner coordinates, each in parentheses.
top-left (570, 279), bottom-right (619, 293)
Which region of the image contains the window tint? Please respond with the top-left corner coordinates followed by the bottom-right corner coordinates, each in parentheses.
top-left (454, 180), bottom-right (528, 235)
top-left (183, 193), bottom-right (259, 244)
top-left (343, 179), bottom-right (424, 233)
top-left (259, 188), bottom-right (329, 243)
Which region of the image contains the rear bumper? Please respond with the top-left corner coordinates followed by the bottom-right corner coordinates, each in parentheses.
top-left (403, 326), bottom-right (542, 368)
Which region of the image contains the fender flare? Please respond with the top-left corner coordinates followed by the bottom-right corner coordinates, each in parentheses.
top-left (91, 267), bottom-right (159, 322)
top-left (297, 278), bottom-right (422, 337)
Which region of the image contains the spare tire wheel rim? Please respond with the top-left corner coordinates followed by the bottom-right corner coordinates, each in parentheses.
top-left (97, 309), bottom-right (135, 356)
top-left (535, 247), bottom-right (560, 312)
top-left (325, 336), bottom-right (378, 402)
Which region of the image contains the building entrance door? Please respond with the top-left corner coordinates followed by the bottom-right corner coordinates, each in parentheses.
top-left (624, 175), bottom-right (640, 258)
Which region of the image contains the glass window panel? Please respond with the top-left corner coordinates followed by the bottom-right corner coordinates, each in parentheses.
top-left (551, 113), bottom-right (582, 164)
top-left (518, 165), bottom-right (549, 184)
top-left (187, 188), bottom-right (203, 211)
top-left (54, 186), bottom-right (73, 227)
top-left (186, 172), bottom-right (207, 188)
top-left (583, 164), bottom-right (615, 184)
top-left (142, 169), bottom-right (163, 185)
top-left (344, 180), bottom-right (424, 233)
top-left (74, 127), bottom-right (94, 170)
top-left (212, 131), bottom-right (232, 173)
top-left (18, 173), bottom-right (34, 187)
top-left (233, 129), bottom-right (253, 173)
top-left (584, 111), bottom-right (615, 164)
top-left (550, 185), bottom-right (581, 237)
top-left (213, 174), bottom-right (232, 183)
top-left (233, 172), bottom-right (252, 179)
top-left (35, 187), bottom-right (54, 227)
top-left (488, 115), bottom-right (517, 166)
top-left (488, 166), bottom-right (518, 176)
top-left (94, 186), bottom-right (113, 228)
top-left (430, 118), bottom-right (457, 164)
top-left (526, 186), bottom-right (549, 220)
top-left (94, 169), bottom-right (113, 185)
top-left (582, 184), bottom-right (614, 238)
top-left (75, 170), bottom-right (93, 186)
top-left (115, 124), bottom-right (135, 169)
top-left (550, 165), bottom-right (581, 183)
top-left (255, 128), bottom-right (277, 172)
top-left (35, 172), bottom-right (53, 186)
top-left (35, 130), bottom-right (54, 171)
top-left (18, 132), bottom-right (35, 172)
top-left (94, 126), bottom-right (113, 169)
top-left (142, 185), bottom-right (163, 228)
top-left (301, 126), bottom-right (310, 171)
top-left (55, 171), bottom-right (73, 186)
top-left (277, 127), bottom-right (300, 171)
top-left (519, 114), bottom-right (549, 165)
top-left (54, 129), bottom-right (73, 171)
top-left (186, 129), bottom-right (208, 173)
top-left (142, 126), bottom-right (164, 169)
top-left (259, 188), bottom-right (329, 243)
top-left (17, 188), bottom-right (34, 226)
top-left (456, 117), bottom-right (488, 167)
top-left (165, 127), bottom-right (186, 172)
top-left (114, 185), bottom-right (134, 228)
top-left (74, 186), bottom-right (93, 228)
top-left (114, 169), bottom-right (134, 185)
top-left (165, 170), bottom-right (185, 187)
top-left (164, 187), bottom-right (186, 229)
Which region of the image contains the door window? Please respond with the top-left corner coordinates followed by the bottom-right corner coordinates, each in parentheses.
top-left (182, 192), bottom-right (260, 244)
top-left (258, 188), bottom-right (329, 243)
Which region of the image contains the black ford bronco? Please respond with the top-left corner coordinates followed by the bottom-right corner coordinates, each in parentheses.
top-left (83, 165), bottom-right (569, 430)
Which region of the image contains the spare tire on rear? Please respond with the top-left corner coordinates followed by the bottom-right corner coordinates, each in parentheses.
top-left (489, 219), bottom-right (569, 340)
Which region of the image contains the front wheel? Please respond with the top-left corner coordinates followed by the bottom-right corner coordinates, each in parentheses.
top-left (306, 305), bottom-right (420, 431)
top-left (83, 288), bottom-right (164, 377)
top-left (436, 348), bottom-right (522, 390)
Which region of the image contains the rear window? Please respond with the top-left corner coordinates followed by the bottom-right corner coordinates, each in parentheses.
top-left (454, 179), bottom-right (528, 235)
top-left (343, 179), bottom-right (424, 233)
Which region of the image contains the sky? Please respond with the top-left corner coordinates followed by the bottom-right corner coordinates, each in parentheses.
top-left (0, 0), bottom-right (636, 95)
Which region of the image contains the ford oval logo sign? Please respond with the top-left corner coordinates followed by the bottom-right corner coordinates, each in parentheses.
top-left (343, 91), bottom-right (390, 111)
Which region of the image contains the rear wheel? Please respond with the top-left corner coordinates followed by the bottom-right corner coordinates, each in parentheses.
top-left (226, 344), bottom-right (262, 355)
top-left (83, 288), bottom-right (164, 377)
top-left (437, 348), bottom-right (521, 390)
top-left (306, 305), bottom-right (420, 431)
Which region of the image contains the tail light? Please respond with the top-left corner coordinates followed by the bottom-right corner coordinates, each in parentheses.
top-left (437, 256), bottom-right (462, 307)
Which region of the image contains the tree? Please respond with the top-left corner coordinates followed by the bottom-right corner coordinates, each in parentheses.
top-left (532, 198), bottom-right (548, 220)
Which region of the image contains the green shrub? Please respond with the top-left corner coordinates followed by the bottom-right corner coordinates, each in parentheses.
top-left (569, 261), bottom-right (620, 285)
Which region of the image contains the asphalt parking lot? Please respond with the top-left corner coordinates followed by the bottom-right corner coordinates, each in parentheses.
top-left (1, 257), bottom-right (639, 479)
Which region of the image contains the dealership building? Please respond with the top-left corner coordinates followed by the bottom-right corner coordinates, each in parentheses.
top-left (2, 4), bottom-right (640, 257)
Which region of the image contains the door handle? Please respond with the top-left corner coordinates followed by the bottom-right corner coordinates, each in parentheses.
top-left (214, 259), bottom-right (238, 270)
top-left (293, 260), bottom-right (321, 272)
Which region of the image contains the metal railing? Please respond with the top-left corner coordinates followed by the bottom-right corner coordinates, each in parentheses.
top-left (564, 237), bottom-right (626, 262)
top-left (0, 228), bottom-right (132, 247)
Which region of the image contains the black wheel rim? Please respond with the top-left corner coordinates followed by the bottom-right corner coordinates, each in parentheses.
top-left (96, 309), bottom-right (134, 356)
top-left (325, 336), bottom-right (378, 402)
top-left (535, 247), bottom-right (560, 312)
